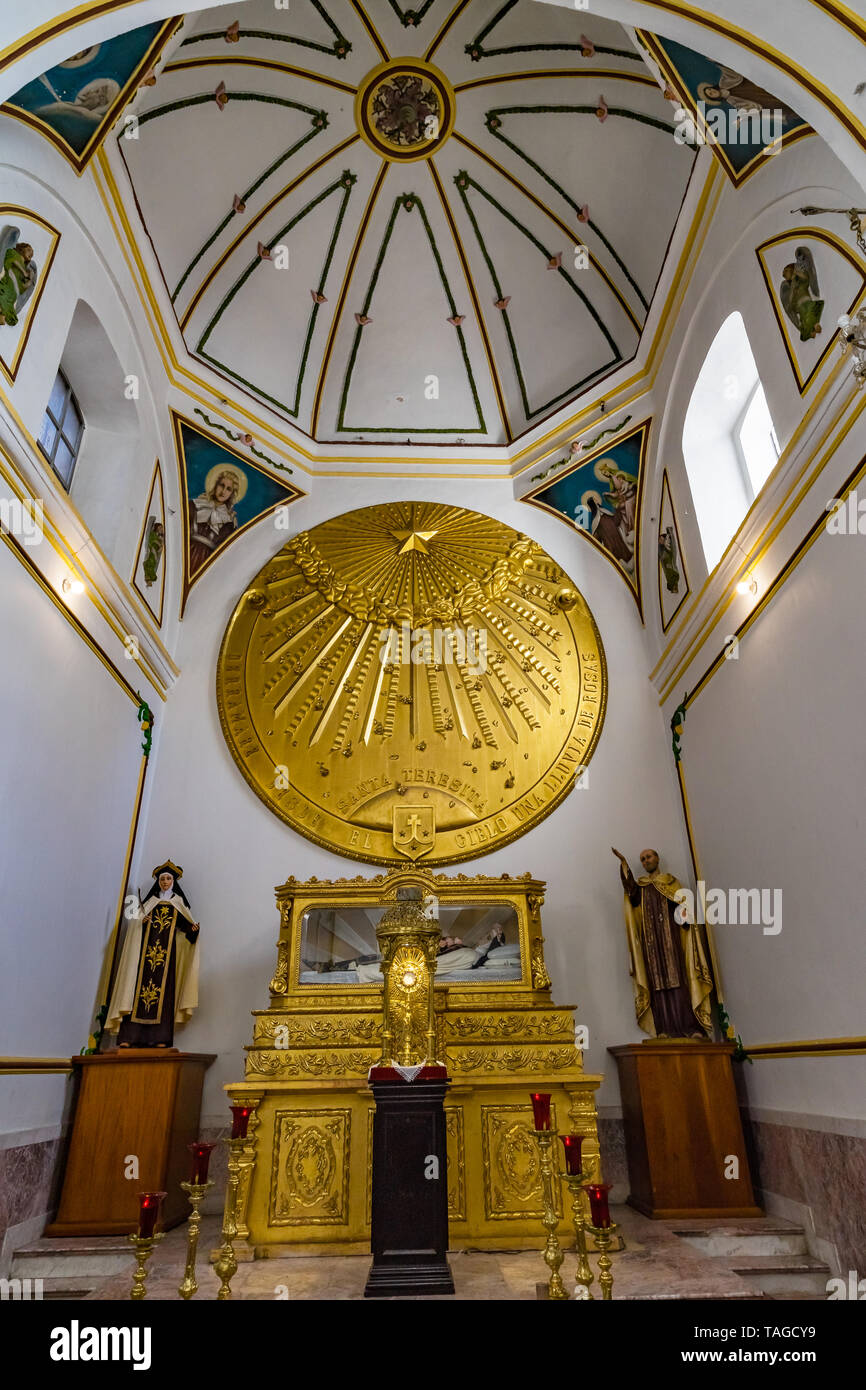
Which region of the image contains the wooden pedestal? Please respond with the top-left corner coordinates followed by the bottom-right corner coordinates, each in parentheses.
top-left (45, 1049), bottom-right (215, 1236)
top-left (608, 1041), bottom-right (761, 1219)
top-left (364, 1067), bottom-right (455, 1298)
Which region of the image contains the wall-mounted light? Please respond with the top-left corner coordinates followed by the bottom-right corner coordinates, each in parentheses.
top-left (837, 310), bottom-right (866, 387)
top-left (736, 574), bottom-right (758, 596)
top-left (62, 575), bottom-right (85, 596)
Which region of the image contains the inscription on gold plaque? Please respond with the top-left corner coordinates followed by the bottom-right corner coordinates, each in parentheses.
top-left (216, 502), bottom-right (607, 864)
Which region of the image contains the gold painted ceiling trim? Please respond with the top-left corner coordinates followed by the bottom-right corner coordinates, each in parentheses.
top-left (178, 134), bottom-right (360, 333)
top-left (425, 0), bottom-right (472, 63)
top-left (452, 129), bottom-right (642, 336)
top-left (428, 155), bottom-right (511, 442)
top-left (349, 0), bottom-right (389, 62)
top-left (310, 161), bottom-right (389, 438)
top-left (162, 54), bottom-right (357, 96)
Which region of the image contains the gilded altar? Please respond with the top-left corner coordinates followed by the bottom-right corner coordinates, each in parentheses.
top-left (226, 866), bottom-right (603, 1253)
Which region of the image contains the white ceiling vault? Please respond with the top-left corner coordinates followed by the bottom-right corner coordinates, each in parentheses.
top-left (118, 0), bottom-right (696, 449)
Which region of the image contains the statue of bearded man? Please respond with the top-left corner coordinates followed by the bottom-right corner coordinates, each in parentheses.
top-left (611, 847), bottom-right (713, 1039)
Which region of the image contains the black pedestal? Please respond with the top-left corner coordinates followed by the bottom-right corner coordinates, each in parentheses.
top-left (364, 1066), bottom-right (455, 1298)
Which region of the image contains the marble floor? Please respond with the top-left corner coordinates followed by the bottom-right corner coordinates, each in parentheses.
top-left (26, 1206), bottom-right (769, 1301)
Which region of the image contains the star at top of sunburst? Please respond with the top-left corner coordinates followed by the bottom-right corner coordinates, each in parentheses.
top-left (390, 527), bottom-right (440, 555)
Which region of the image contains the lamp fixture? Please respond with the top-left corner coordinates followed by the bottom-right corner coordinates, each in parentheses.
top-left (736, 574), bottom-right (758, 596)
top-left (837, 310), bottom-right (866, 387)
top-left (62, 575), bottom-right (85, 596)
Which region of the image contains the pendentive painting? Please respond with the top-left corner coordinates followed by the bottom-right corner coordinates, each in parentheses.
top-left (756, 228), bottom-right (866, 394)
top-left (524, 420), bottom-right (648, 617)
top-left (0, 208), bottom-right (60, 384)
top-left (657, 469), bottom-right (689, 633)
top-left (2, 20), bottom-right (180, 173)
top-left (173, 412), bottom-right (302, 617)
top-left (131, 460), bottom-right (167, 627)
top-left (637, 32), bottom-right (811, 186)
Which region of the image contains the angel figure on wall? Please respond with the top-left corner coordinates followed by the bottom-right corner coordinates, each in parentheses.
top-left (0, 226), bottom-right (38, 327)
top-left (107, 860), bottom-right (200, 1048)
top-left (780, 246), bottom-right (824, 342)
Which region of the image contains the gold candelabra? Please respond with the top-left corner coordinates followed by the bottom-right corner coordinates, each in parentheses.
top-left (587, 1220), bottom-right (619, 1300)
top-left (564, 1167), bottom-right (595, 1299)
top-left (214, 1136), bottom-right (245, 1300)
top-left (127, 1232), bottom-right (164, 1300)
top-left (534, 1129), bottom-right (568, 1300)
top-left (178, 1179), bottom-right (214, 1300)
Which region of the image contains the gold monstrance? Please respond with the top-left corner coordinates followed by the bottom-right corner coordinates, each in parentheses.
top-left (375, 894), bottom-right (440, 1069)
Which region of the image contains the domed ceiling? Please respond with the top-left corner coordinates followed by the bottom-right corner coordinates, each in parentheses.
top-left (120, 0), bottom-right (697, 447)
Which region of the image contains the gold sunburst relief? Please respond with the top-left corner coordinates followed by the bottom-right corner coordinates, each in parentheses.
top-left (216, 502), bottom-right (606, 865)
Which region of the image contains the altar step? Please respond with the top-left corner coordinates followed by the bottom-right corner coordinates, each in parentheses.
top-left (10, 1235), bottom-right (133, 1283)
top-left (669, 1218), bottom-right (831, 1299)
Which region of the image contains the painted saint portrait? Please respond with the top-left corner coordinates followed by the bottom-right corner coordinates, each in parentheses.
top-left (0, 209), bottom-right (59, 384)
top-left (132, 461), bottom-right (167, 627)
top-left (525, 422), bottom-right (648, 612)
top-left (173, 414), bottom-right (302, 616)
top-left (3, 21), bottom-right (177, 170)
top-left (659, 526), bottom-right (680, 594)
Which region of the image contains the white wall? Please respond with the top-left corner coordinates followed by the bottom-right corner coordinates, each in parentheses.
top-left (137, 475), bottom-right (692, 1121)
top-left (0, 535), bottom-right (143, 1136)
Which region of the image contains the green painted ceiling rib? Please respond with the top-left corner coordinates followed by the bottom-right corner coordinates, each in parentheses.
top-left (338, 193), bottom-right (487, 435)
top-left (454, 172), bottom-right (621, 421)
top-left (182, 0), bottom-right (352, 59)
top-left (196, 172), bottom-right (357, 419)
top-left (484, 105), bottom-right (682, 313)
top-left (465, 0), bottom-right (643, 62)
top-left (386, 0), bottom-right (438, 27)
top-left (130, 94), bottom-right (328, 303)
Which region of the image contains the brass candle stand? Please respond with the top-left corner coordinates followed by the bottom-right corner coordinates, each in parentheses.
top-left (534, 1129), bottom-right (568, 1300)
top-left (587, 1221), bottom-right (619, 1300)
top-left (563, 1166), bottom-right (595, 1299)
top-left (128, 1232), bottom-right (164, 1300)
top-left (178, 1179), bottom-right (214, 1300)
top-left (214, 1136), bottom-right (246, 1300)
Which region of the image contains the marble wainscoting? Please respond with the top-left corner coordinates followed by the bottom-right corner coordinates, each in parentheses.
top-left (597, 1110), bottom-right (628, 1199)
top-left (743, 1110), bottom-right (866, 1276)
top-left (0, 1129), bottom-right (67, 1274)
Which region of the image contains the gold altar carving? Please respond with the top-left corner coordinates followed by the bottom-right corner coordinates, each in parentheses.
top-left (216, 502), bottom-right (607, 866)
top-left (224, 866), bottom-right (604, 1253)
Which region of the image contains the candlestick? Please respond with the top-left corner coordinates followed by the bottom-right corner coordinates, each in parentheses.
top-left (560, 1135), bottom-right (594, 1298)
top-left (584, 1181), bottom-right (612, 1229)
top-left (128, 1232), bottom-right (164, 1299)
top-left (214, 1135), bottom-right (245, 1299)
top-left (587, 1220), bottom-right (619, 1300)
top-left (178, 1178), bottom-right (214, 1300)
top-left (534, 1127), bottom-right (568, 1300)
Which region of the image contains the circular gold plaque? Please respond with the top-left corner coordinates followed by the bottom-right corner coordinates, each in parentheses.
top-left (354, 58), bottom-right (456, 161)
top-left (217, 502), bottom-right (606, 865)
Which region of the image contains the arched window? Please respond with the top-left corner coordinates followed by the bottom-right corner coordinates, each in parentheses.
top-left (682, 311), bottom-right (779, 571)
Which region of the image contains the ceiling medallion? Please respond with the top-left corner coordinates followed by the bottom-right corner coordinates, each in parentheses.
top-left (355, 58), bottom-right (456, 162)
top-left (217, 502), bottom-right (607, 866)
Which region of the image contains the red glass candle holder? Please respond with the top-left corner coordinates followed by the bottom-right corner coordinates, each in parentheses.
top-left (188, 1140), bottom-right (217, 1184)
top-left (530, 1092), bottom-right (552, 1131)
top-left (583, 1181), bottom-right (612, 1229)
top-left (137, 1191), bottom-right (167, 1239)
top-left (230, 1105), bottom-right (252, 1139)
top-left (560, 1133), bottom-right (584, 1176)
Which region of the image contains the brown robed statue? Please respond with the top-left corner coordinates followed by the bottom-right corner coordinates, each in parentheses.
top-left (611, 847), bottom-right (713, 1039)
